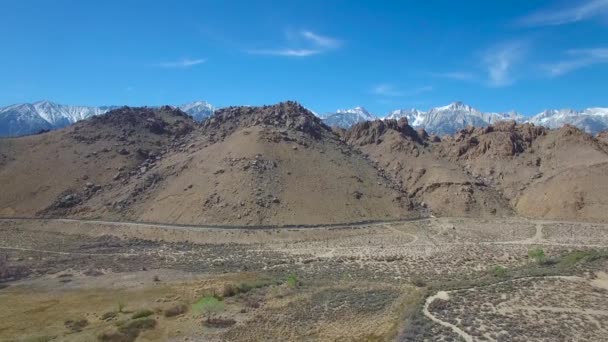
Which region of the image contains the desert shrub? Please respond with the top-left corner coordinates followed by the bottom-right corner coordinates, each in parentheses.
top-left (97, 330), bottom-right (126, 342)
top-left (558, 249), bottom-right (608, 266)
top-left (99, 318), bottom-right (156, 342)
top-left (192, 296), bottom-right (224, 318)
top-left (428, 298), bottom-right (449, 312)
top-left (101, 311), bottom-right (118, 321)
top-left (235, 278), bottom-right (275, 294)
top-left (528, 247), bottom-right (545, 263)
top-left (222, 283), bottom-right (238, 297)
top-left (131, 309), bottom-right (154, 319)
top-left (491, 265), bottom-right (507, 277)
top-left (244, 295), bottom-right (262, 308)
top-left (236, 282), bottom-right (252, 293)
top-left (286, 274), bottom-right (299, 287)
top-left (411, 277), bottom-right (427, 287)
top-left (25, 335), bottom-right (57, 342)
top-left (64, 319), bottom-right (88, 332)
top-left (204, 317), bottom-right (236, 328)
top-left (119, 318), bottom-right (156, 332)
top-left (163, 304), bottom-right (188, 317)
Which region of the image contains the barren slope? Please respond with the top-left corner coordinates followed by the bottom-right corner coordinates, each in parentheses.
top-left (342, 119), bottom-right (512, 218)
top-left (0, 106), bottom-right (195, 218)
top-left (0, 102), bottom-right (418, 225)
top-left (435, 122), bottom-right (608, 222)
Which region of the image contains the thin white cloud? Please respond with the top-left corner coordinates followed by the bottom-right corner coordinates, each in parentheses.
top-left (246, 48), bottom-right (321, 57)
top-left (157, 58), bottom-right (207, 68)
top-left (543, 47), bottom-right (608, 76)
top-left (372, 84), bottom-right (433, 97)
top-left (482, 41), bottom-right (528, 87)
top-left (247, 30), bottom-right (341, 57)
top-left (517, 0), bottom-right (608, 26)
top-left (300, 30), bottom-right (341, 48)
top-left (372, 84), bottom-right (404, 97)
top-left (429, 71), bottom-right (476, 81)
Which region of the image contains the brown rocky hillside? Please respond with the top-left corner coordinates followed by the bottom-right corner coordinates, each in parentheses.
top-left (342, 119), bottom-right (512, 218)
top-left (0, 102), bottom-right (417, 226)
top-left (434, 122), bottom-right (608, 222)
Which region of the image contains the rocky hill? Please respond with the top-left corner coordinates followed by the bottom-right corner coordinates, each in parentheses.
top-left (434, 122), bottom-right (608, 222)
top-left (342, 119), bottom-right (513, 218)
top-left (0, 106), bottom-right (195, 219)
top-left (2, 101), bottom-right (608, 225)
top-left (0, 102), bottom-right (417, 226)
top-left (341, 118), bottom-right (608, 222)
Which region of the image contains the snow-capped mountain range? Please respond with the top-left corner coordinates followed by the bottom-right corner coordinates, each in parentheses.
top-left (0, 100), bottom-right (215, 137)
top-left (527, 108), bottom-right (608, 134)
top-left (321, 101), bottom-right (608, 135)
top-left (1, 100), bottom-right (607, 137)
top-left (320, 106), bottom-right (376, 128)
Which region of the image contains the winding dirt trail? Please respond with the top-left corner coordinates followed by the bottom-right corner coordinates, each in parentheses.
top-left (422, 275), bottom-right (599, 342)
top-left (423, 291), bottom-right (473, 342)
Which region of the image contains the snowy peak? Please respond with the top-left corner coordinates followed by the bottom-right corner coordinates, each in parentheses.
top-left (528, 107), bottom-right (608, 134)
top-left (0, 100), bottom-right (216, 137)
top-left (434, 101), bottom-right (477, 113)
top-left (384, 108), bottom-right (427, 126)
top-left (335, 106), bottom-right (375, 120)
top-left (322, 106), bottom-right (377, 128)
top-left (381, 102), bottom-right (526, 136)
top-left (177, 101), bottom-right (215, 121)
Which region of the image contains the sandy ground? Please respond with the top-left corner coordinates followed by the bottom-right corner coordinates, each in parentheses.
top-left (0, 217), bottom-right (607, 341)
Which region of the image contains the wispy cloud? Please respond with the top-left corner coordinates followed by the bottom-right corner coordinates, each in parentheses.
top-left (372, 84), bottom-right (433, 97)
top-left (157, 58), bottom-right (207, 68)
top-left (246, 48), bottom-right (321, 57)
top-left (517, 0), bottom-right (608, 26)
top-left (246, 30), bottom-right (342, 57)
top-left (543, 47), bottom-right (608, 76)
top-left (429, 71), bottom-right (476, 81)
top-left (300, 30), bottom-right (341, 49)
top-left (372, 84), bottom-right (404, 97)
top-left (482, 40), bottom-right (528, 87)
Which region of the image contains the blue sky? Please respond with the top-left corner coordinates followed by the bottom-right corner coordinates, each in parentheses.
top-left (1, 0), bottom-right (607, 116)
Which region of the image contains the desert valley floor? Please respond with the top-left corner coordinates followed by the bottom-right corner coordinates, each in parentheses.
top-left (1, 216), bottom-right (608, 342)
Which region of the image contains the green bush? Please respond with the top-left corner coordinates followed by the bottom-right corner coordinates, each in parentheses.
top-left (192, 296), bottom-right (224, 318)
top-left (98, 318), bottom-right (156, 342)
top-left (528, 247), bottom-right (545, 263)
top-left (491, 265), bottom-right (507, 277)
top-left (286, 274), bottom-right (299, 288)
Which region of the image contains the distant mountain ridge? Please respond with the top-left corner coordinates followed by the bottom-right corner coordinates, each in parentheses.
top-left (2, 100), bottom-right (608, 137)
top-left (320, 106), bottom-right (377, 128)
top-left (0, 100), bottom-right (215, 136)
top-left (322, 101), bottom-right (607, 135)
top-left (527, 108), bottom-right (608, 134)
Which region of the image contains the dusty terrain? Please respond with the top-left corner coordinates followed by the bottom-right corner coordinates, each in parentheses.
top-left (3, 102), bottom-right (608, 225)
top-left (2, 102), bottom-right (608, 341)
top-left (1, 217), bottom-right (607, 341)
top-left (343, 119), bottom-right (608, 223)
top-left (0, 102), bottom-right (416, 226)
